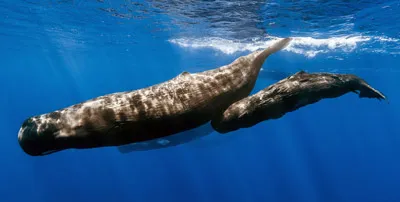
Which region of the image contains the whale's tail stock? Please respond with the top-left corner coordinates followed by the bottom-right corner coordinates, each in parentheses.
top-left (252, 37), bottom-right (292, 69)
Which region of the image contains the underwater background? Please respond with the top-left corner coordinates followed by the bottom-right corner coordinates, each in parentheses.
top-left (1, 0), bottom-right (400, 201)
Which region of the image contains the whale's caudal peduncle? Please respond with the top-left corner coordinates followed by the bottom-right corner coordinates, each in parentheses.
top-left (18, 38), bottom-right (292, 156)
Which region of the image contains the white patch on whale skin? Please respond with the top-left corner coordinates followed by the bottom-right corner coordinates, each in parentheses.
top-left (156, 139), bottom-right (170, 146)
top-left (17, 127), bottom-right (25, 141)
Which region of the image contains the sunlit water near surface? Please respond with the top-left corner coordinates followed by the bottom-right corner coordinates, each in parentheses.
top-left (1, 0), bottom-right (400, 202)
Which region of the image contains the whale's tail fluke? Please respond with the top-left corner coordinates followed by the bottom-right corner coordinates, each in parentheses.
top-left (353, 78), bottom-right (388, 103)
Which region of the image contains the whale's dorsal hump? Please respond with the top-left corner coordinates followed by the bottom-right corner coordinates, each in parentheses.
top-left (175, 71), bottom-right (191, 79)
top-left (170, 71), bottom-right (191, 81)
top-left (180, 71), bottom-right (190, 76)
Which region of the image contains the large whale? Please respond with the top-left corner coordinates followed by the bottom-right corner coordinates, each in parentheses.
top-left (212, 70), bottom-right (386, 133)
top-left (17, 38), bottom-right (292, 156)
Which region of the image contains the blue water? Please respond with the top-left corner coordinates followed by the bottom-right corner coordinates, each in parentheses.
top-left (1, 0), bottom-right (400, 201)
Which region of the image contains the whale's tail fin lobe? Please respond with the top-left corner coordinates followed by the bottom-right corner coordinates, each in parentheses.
top-left (355, 79), bottom-right (387, 103)
top-left (253, 37), bottom-right (292, 68)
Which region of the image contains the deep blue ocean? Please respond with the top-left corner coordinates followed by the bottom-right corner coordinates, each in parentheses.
top-left (1, 0), bottom-right (400, 202)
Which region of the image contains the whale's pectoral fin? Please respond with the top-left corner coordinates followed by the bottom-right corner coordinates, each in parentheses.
top-left (116, 122), bottom-right (215, 153)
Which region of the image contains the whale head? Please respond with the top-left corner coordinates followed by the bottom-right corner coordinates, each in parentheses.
top-left (18, 113), bottom-right (65, 156)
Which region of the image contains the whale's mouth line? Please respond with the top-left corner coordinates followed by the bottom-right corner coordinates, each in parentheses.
top-left (34, 149), bottom-right (62, 156)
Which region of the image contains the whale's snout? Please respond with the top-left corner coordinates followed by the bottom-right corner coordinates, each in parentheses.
top-left (18, 117), bottom-right (60, 156)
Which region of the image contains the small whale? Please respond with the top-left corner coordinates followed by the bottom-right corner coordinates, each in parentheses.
top-left (212, 70), bottom-right (386, 133)
top-left (17, 38), bottom-right (292, 156)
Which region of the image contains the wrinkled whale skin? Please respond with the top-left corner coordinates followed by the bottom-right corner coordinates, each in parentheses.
top-left (212, 71), bottom-right (386, 133)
